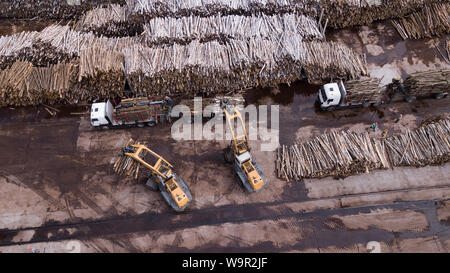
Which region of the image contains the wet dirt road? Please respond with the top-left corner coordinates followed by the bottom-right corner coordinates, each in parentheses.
top-left (0, 23), bottom-right (449, 253)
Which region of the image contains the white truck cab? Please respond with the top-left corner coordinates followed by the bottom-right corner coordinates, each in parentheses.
top-left (90, 100), bottom-right (115, 127)
top-left (318, 80), bottom-right (346, 110)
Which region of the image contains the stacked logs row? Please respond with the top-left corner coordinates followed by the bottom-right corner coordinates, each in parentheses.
top-left (0, 23), bottom-right (365, 106)
top-left (140, 13), bottom-right (324, 46)
top-left (276, 131), bottom-right (390, 181)
top-left (391, 2), bottom-right (450, 40)
top-left (276, 117), bottom-right (450, 181)
top-left (384, 118), bottom-right (450, 167)
top-left (72, 0), bottom-right (448, 34)
top-left (0, 61), bottom-right (78, 107)
top-left (123, 35), bottom-right (366, 95)
top-left (0, 0), bottom-right (125, 20)
top-left (403, 69), bottom-right (450, 96)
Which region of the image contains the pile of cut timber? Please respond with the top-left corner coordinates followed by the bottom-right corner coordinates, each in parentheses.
top-left (276, 131), bottom-right (390, 181)
top-left (391, 2), bottom-right (450, 40)
top-left (0, 0), bottom-right (125, 20)
top-left (83, 0), bottom-right (444, 30)
top-left (141, 13), bottom-right (324, 46)
top-left (403, 69), bottom-right (450, 96)
top-left (0, 23), bottom-right (365, 106)
top-left (0, 61), bottom-right (78, 107)
top-left (384, 118), bottom-right (450, 167)
top-left (344, 77), bottom-right (384, 103)
top-left (113, 139), bottom-right (147, 179)
top-left (276, 117), bottom-right (450, 181)
top-left (124, 36), bottom-right (366, 95)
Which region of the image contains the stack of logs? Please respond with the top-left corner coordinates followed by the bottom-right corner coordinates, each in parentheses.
top-left (403, 69), bottom-right (450, 96)
top-left (344, 77), bottom-right (384, 103)
top-left (124, 36), bottom-right (366, 95)
top-left (276, 117), bottom-right (450, 181)
top-left (391, 2), bottom-right (450, 40)
top-left (141, 13), bottom-right (324, 45)
top-left (0, 61), bottom-right (78, 107)
top-left (384, 118), bottom-right (450, 167)
top-left (113, 139), bottom-right (147, 179)
top-left (0, 22), bottom-right (365, 106)
top-left (0, 0), bottom-right (125, 20)
top-left (276, 131), bottom-right (390, 181)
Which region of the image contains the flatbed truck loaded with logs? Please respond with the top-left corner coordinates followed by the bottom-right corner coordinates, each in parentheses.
top-left (318, 69), bottom-right (449, 111)
top-left (90, 96), bottom-right (173, 128)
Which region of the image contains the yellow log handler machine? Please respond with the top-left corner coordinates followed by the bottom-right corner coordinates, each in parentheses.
top-left (221, 102), bottom-right (266, 192)
top-left (121, 144), bottom-right (192, 212)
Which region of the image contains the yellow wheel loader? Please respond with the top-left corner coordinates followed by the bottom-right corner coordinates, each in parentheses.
top-left (221, 102), bottom-right (265, 192)
top-left (122, 144), bottom-right (192, 212)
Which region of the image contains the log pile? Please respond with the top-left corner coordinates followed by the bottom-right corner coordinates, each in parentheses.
top-left (403, 69), bottom-right (450, 96)
top-left (0, 41), bottom-right (76, 70)
top-left (384, 118), bottom-right (450, 167)
top-left (70, 0), bottom-right (450, 36)
top-left (276, 131), bottom-right (390, 181)
top-left (0, 25), bottom-right (130, 106)
top-left (124, 36), bottom-right (366, 95)
top-left (0, 0), bottom-right (125, 20)
top-left (113, 139), bottom-right (147, 179)
top-left (277, 117), bottom-right (450, 181)
top-left (344, 77), bottom-right (384, 103)
top-left (0, 61), bottom-right (78, 107)
top-left (391, 2), bottom-right (450, 40)
top-left (117, 0), bottom-right (448, 29)
top-left (141, 13), bottom-right (324, 46)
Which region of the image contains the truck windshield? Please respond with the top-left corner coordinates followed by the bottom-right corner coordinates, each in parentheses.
top-left (320, 87), bottom-right (328, 101)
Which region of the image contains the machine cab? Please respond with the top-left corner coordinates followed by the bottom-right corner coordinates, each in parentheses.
top-left (318, 80), bottom-right (346, 109)
top-left (165, 178), bottom-right (189, 208)
top-left (90, 101), bottom-right (115, 127)
top-left (242, 161), bottom-right (263, 191)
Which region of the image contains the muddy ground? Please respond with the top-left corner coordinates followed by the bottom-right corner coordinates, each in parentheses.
top-left (0, 23), bottom-right (449, 253)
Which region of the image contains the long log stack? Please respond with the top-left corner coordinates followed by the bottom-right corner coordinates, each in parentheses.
top-left (71, 0), bottom-right (448, 34)
top-left (391, 2), bottom-right (450, 40)
top-left (0, 0), bottom-right (125, 20)
top-left (276, 131), bottom-right (390, 181)
top-left (403, 69), bottom-right (450, 96)
top-left (0, 21), bottom-right (365, 106)
top-left (1, 0), bottom-right (448, 107)
top-left (0, 61), bottom-right (78, 107)
top-left (277, 117), bottom-right (450, 181)
top-left (123, 36), bottom-right (366, 95)
top-left (384, 118), bottom-right (450, 167)
top-left (141, 13), bottom-right (324, 46)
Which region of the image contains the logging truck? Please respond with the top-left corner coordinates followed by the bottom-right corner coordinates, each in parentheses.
top-left (318, 78), bottom-right (448, 111)
top-left (90, 97), bottom-right (173, 128)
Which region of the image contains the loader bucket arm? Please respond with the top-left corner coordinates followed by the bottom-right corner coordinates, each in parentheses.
top-left (124, 144), bottom-right (173, 179)
top-left (223, 106), bottom-right (250, 155)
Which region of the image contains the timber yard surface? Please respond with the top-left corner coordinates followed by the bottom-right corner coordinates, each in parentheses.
top-left (0, 19), bottom-right (449, 252)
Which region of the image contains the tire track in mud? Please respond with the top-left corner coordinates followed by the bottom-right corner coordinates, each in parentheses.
top-left (0, 198), bottom-right (449, 251)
